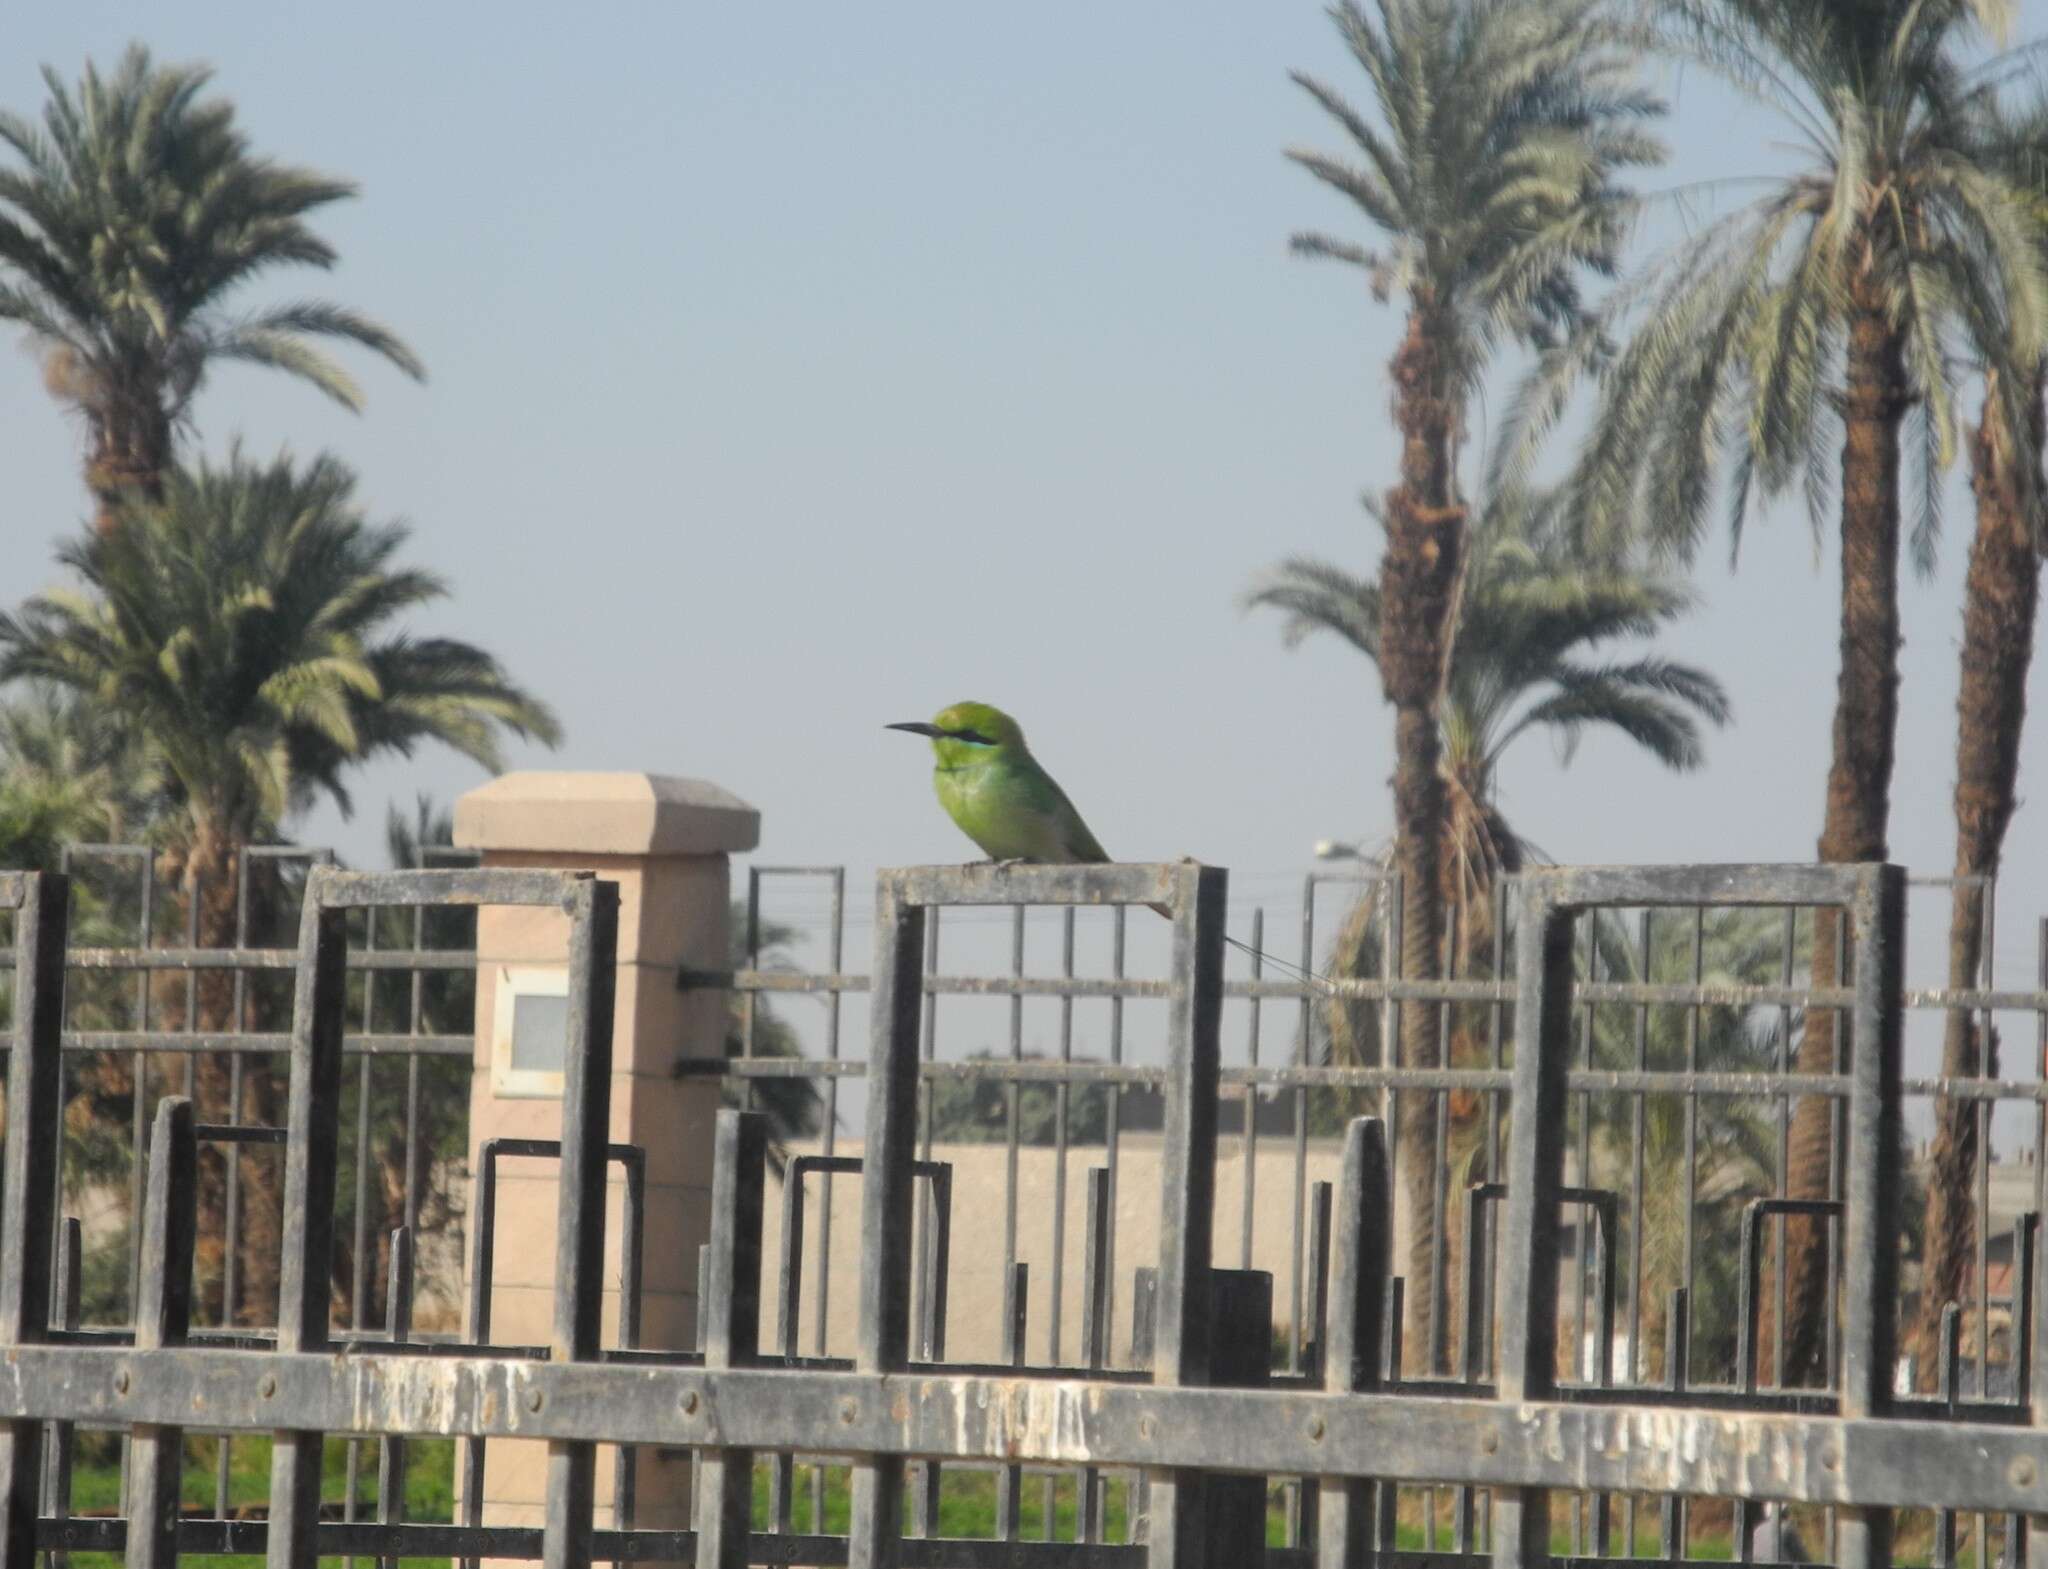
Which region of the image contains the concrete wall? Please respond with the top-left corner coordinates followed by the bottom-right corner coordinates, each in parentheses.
top-left (753, 1130), bottom-right (1402, 1366)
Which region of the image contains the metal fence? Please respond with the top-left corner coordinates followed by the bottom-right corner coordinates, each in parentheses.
top-left (9, 843), bottom-right (482, 1557)
top-left (1, 858), bottom-right (2046, 1567)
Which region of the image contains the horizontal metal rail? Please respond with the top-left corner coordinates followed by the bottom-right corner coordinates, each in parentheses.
top-left (694, 966), bottom-right (2048, 1015)
top-left (5, 1347), bottom-right (2046, 1515)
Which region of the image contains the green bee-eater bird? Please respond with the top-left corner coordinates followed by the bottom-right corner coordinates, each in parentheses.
top-left (887, 700), bottom-right (1319, 979)
top-left (886, 701), bottom-right (1111, 864)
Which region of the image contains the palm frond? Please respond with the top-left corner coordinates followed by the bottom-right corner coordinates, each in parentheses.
top-left (0, 46), bottom-right (423, 497)
top-left (0, 449), bottom-right (558, 852)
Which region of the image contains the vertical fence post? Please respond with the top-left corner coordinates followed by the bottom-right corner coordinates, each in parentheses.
top-left (1146, 861), bottom-right (1227, 1569)
top-left (1081, 1166), bottom-right (1113, 1543)
top-left (459, 1144), bottom-right (499, 1569)
top-left (125, 1096), bottom-right (198, 1569)
top-left (1376, 1277), bottom-right (1404, 1555)
top-left (693, 1110), bottom-right (767, 1569)
top-left (1492, 879), bottom-right (1577, 1569)
top-left (2032, 1197), bottom-right (2048, 1569)
top-left (1660, 1287), bottom-right (1691, 1562)
top-left (378, 1227), bottom-right (415, 1569)
top-left (43, 1216), bottom-right (82, 1569)
top-left (265, 871), bottom-right (349, 1569)
top-left (1294, 1177), bottom-right (1334, 1550)
top-left (1205, 1269), bottom-right (1273, 1564)
top-left (847, 873), bottom-right (926, 1569)
top-left (1318, 1118), bottom-right (1391, 1569)
top-left (540, 875), bottom-right (621, 1569)
top-left (1837, 866), bottom-right (1905, 1569)
top-left (998, 1262), bottom-right (1029, 1543)
top-left (0, 872), bottom-right (66, 1569)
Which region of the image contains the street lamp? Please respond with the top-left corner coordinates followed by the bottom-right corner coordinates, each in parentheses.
top-left (1313, 839), bottom-right (1364, 861)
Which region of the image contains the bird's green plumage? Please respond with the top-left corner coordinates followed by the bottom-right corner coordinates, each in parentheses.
top-left (889, 701), bottom-right (1285, 958)
top-left (893, 701), bottom-right (1110, 864)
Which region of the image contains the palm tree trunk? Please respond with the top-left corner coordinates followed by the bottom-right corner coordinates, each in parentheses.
top-left (86, 399), bottom-right (172, 536)
top-left (1379, 303), bottom-right (1466, 1372)
top-left (1778, 297), bottom-right (1907, 1388)
top-left (1909, 370), bottom-right (2044, 1387)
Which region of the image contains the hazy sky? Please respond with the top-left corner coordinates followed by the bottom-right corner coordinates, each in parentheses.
top-left (2, 2), bottom-right (2043, 1022)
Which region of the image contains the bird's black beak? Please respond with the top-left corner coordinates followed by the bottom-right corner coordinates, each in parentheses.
top-left (886, 722), bottom-right (943, 739)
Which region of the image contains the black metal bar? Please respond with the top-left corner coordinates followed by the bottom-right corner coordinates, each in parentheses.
top-left (1000, 1262), bottom-right (1031, 1543)
top-left (1148, 862), bottom-right (1227, 1569)
top-left (612, 1140), bottom-right (646, 1566)
top-left (460, 1118), bottom-right (501, 1569)
top-left (1378, 1276), bottom-right (1404, 1556)
top-left (346, 902), bottom-right (381, 1569)
top-left (2023, 1204), bottom-right (2039, 1569)
top-left (541, 874), bottom-right (621, 1569)
top-left (1205, 1269), bottom-right (1273, 1564)
top-left (694, 1110), bottom-right (767, 1569)
top-left (378, 1226), bottom-right (415, 1569)
top-left (848, 871), bottom-right (924, 1569)
top-left (264, 868), bottom-right (350, 1569)
top-left (125, 1096), bottom-right (198, 1569)
top-left (769, 1145), bottom-right (805, 1535)
top-left (1318, 1118), bottom-right (1391, 1569)
top-left (1493, 876), bottom-right (1579, 1569)
top-left (1294, 1176), bottom-right (1334, 1551)
top-left (0, 872), bottom-right (65, 1568)
top-left (1459, 1183), bottom-right (1490, 1555)
top-left (2006, 1214), bottom-right (2037, 1569)
top-left (1839, 866), bottom-right (1906, 1569)
top-left (1937, 1305), bottom-right (1963, 1567)
top-left (1660, 1288), bottom-right (1691, 1561)
top-left (1082, 1168), bottom-right (1113, 1544)
top-left (42, 1215), bottom-right (80, 1569)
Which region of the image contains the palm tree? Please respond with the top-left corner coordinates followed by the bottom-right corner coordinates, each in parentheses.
top-left (0, 446), bottom-right (559, 1319)
top-left (1913, 100), bottom-right (2048, 1385)
top-left (1248, 487), bottom-right (1727, 1365)
top-left (1254, 489), bottom-right (1728, 966)
top-left (1565, 0), bottom-right (2048, 1388)
top-left (0, 683), bottom-right (139, 865)
top-left (0, 446), bottom-right (560, 945)
top-left (1286, 0), bottom-right (1662, 1369)
top-left (0, 45), bottom-right (423, 533)
top-left (1910, 365), bottom-right (2043, 1384)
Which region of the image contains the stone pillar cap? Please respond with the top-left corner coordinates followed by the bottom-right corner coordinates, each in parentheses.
top-left (454, 771), bottom-right (760, 856)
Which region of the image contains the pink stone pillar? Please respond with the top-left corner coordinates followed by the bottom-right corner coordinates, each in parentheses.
top-left (453, 772), bottom-right (757, 1557)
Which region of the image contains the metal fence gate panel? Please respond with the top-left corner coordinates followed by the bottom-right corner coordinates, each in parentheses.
top-left (0, 860), bottom-right (2045, 1566)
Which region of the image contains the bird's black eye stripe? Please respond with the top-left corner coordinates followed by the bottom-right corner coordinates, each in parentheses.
top-left (945, 728), bottom-right (998, 746)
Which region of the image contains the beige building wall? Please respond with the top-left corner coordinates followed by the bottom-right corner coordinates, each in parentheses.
top-left (754, 1127), bottom-right (1409, 1366)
